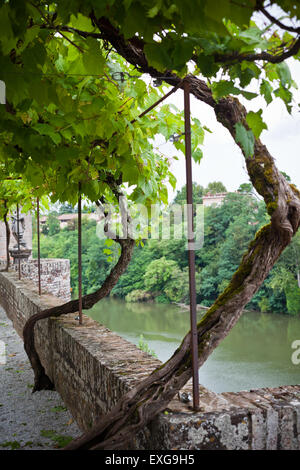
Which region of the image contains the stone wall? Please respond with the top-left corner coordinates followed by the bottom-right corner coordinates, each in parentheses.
top-left (0, 270), bottom-right (299, 450)
top-left (11, 259), bottom-right (71, 302)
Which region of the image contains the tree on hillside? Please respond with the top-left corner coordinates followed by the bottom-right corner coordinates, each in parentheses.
top-left (1, 0), bottom-right (300, 450)
top-left (205, 181), bottom-right (227, 194)
top-left (59, 203), bottom-right (76, 214)
top-left (143, 256), bottom-right (191, 303)
top-left (173, 182), bottom-right (204, 205)
top-left (47, 213), bottom-right (60, 236)
top-left (237, 183), bottom-right (253, 193)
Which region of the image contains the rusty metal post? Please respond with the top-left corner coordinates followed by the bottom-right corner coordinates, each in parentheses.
top-left (37, 197), bottom-right (41, 295)
top-left (78, 183), bottom-right (82, 325)
top-left (184, 80), bottom-right (200, 411)
top-left (17, 203), bottom-right (21, 280)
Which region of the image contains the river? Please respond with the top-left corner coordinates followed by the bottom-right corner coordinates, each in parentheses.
top-left (87, 298), bottom-right (300, 393)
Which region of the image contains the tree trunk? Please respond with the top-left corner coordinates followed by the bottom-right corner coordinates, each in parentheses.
top-left (64, 220), bottom-right (298, 450)
top-left (19, 15), bottom-right (300, 449)
top-left (61, 17), bottom-right (300, 449)
top-left (23, 237), bottom-right (135, 392)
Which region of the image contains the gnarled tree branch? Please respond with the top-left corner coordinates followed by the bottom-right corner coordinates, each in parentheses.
top-left (23, 236), bottom-right (134, 391)
top-left (60, 16), bottom-right (300, 450)
top-left (23, 192), bottom-right (135, 392)
top-left (213, 36), bottom-right (300, 64)
top-left (65, 218), bottom-right (299, 450)
top-left (50, 14), bottom-right (300, 67)
top-left (255, 0), bottom-right (300, 34)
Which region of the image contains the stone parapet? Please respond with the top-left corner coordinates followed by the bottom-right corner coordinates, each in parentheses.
top-left (11, 258), bottom-right (71, 302)
top-left (0, 271), bottom-right (299, 449)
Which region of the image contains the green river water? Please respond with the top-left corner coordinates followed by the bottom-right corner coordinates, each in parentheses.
top-left (87, 298), bottom-right (300, 393)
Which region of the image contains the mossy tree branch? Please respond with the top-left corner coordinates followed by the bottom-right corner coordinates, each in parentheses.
top-left (60, 17), bottom-right (300, 450)
top-left (23, 188), bottom-right (135, 392)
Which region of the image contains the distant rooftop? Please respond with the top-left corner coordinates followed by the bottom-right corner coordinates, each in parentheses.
top-left (203, 192), bottom-right (228, 198)
top-left (40, 213), bottom-right (98, 224)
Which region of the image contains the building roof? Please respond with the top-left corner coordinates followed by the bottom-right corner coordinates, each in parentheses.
top-left (58, 213), bottom-right (78, 221)
top-left (40, 213), bottom-right (97, 222)
top-left (203, 192), bottom-right (228, 198)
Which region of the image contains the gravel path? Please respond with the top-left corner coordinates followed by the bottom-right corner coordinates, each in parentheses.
top-left (0, 306), bottom-right (81, 450)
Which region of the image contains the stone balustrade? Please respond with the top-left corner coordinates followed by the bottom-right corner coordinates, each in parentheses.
top-left (0, 270), bottom-right (299, 450)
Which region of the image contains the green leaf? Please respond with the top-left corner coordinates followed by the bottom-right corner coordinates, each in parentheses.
top-left (122, 4), bottom-right (148, 38)
top-left (147, 3), bottom-right (161, 18)
top-left (276, 62), bottom-right (292, 88)
top-left (240, 90), bottom-right (257, 100)
top-left (234, 122), bottom-right (255, 158)
top-left (0, 4), bottom-right (17, 53)
top-left (211, 80), bottom-right (257, 101)
top-left (196, 54), bottom-right (219, 77)
top-left (69, 13), bottom-right (95, 32)
top-left (105, 238), bottom-right (114, 247)
top-left (192, 148), bottom-right (203, 164)
top-left (274, 85), bottom-right (293, 113)
top-left (246, 110), bottom-right (268, 139)
top-left (82, 38), bottom-right (105, 75)
top-left (264, 63), bottom-right (279, 82)
top-left (260, 79), bottom-right (273, 105)
top-left (168, 172), bottom-right (177, 190)
top-left (121, 163), bottom-right (139, 185)
top-left (144, 43), bottom-right (173, 70)
top-left (33, 123), bottom-right (62, 144)
top-left (239, 27), bottom-right (268, 49)
top-left (211, 80), bottom-right (239, 100)
top-left (171, 39), bottom-right (194, 70)
top-left (231, 62), bottom-right (261, 88)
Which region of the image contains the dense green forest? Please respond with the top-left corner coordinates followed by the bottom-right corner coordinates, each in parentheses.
top-left (33, 182), bottom-right (300, 316)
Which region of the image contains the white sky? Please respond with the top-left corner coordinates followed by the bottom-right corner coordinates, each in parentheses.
top-left (158, 58), bottom-right (300, 201)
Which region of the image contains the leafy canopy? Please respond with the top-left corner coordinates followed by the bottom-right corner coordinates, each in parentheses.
top-left (0, 2), bottom-right (209, 212)
top-left (0, 1), bottom-right (299, 208)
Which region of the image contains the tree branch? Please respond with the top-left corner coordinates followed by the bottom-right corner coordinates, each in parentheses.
top-left (23, 235), bottom-right (135, 391)
top-left (61, 15), bottom-right (300, 450)
top-left (49, 14), bottom-right (300, 68)
top-left (256, 0), bottom-right (300, 34)
top-left (213, 36), bottom-right (300, 64)
top-left (65, 219), bottom-right (297, 450)
top-left (57, 31), bottom-right (85, 53)
top-left (20, 11), bottom-right (300, 450)
top-left (40, 23), bottom-right (103, 39)
top-left (23, 177), bottom-right (134, 392)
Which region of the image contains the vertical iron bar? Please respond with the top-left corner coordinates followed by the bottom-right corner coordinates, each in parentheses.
top-left (37, 197), bottom-right (41, 295)
top-left (184, 80), bottom-right (200, 411)
top-left (4, 200), bottom-right (10, 271)
top-left (78, 183), bottom-right (82, 325)
top-left (17, 203), bottom-right (21, 280)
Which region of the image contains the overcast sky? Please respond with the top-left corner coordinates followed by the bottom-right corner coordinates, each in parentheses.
top-left (157, 58), bottom-right (300, 201)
